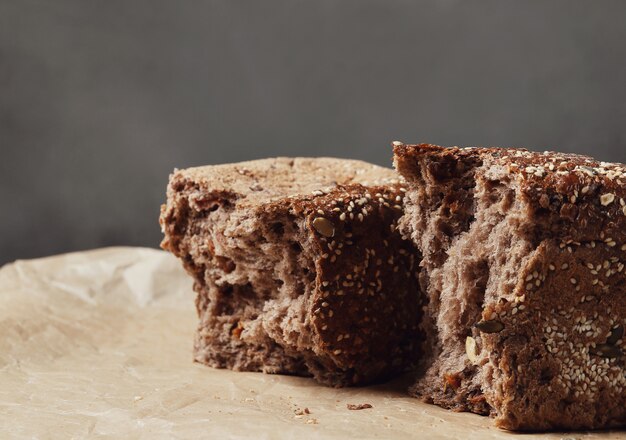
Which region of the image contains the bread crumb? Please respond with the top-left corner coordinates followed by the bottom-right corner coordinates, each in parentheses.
top-left (347, 403), bottom-right (373, 410)
top-left (305, 418), bottom-right (318, 424)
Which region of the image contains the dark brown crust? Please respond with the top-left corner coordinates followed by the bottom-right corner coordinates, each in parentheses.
top-left (160, 157), bottom-right (424, 387)
top-left (394, 143), bottom-right (626, 431)
top-left (264, 184), bottom-right (423, 384)
top-left (394, 143), bottom-right (626, 245)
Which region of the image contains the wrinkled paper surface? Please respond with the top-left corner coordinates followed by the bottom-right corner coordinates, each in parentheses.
top-left (0, 247), bottom-right (622, 439)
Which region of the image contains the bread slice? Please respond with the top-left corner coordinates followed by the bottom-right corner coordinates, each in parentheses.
top-left (160, 157), bottom-right (424, 386)
top-left (394, 143), bottom-right (626, 430)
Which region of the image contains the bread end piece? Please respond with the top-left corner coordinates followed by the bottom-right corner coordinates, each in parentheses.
top-left (395, 143), bottom-right (626, 431)
top-left (160, 157), bottom-right (425, 386)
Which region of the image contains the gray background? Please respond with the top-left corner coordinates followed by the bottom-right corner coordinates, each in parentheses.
top-left (2, 0), bottom-right (626, 265)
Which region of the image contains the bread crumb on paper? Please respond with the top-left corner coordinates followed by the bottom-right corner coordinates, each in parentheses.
top-left (294, 407), bottom-right (311, 416)
top-left (347, 403), bottom-right (373, 410)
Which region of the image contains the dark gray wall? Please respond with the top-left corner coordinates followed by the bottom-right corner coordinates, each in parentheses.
top-left (2, 0), bottom-right (626, 265)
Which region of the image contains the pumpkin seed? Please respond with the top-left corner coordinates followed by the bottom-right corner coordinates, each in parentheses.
top-left (474, 320), bottom-right (504, 334)
top-left (594, 344), bottom-right (622, 359)
top-left (311, 217), bottom-right (335, 238)
top-left (606, 325), bottom-right (624, 346)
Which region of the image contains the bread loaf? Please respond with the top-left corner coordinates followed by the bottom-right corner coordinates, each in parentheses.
top-left (160, 157), bottom-right (424, 386)
top-left (394, 143), bottom-right (626, 430)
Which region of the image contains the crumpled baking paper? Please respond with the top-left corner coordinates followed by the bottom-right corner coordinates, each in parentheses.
top-left (0, 247), bottom-right (622, 439)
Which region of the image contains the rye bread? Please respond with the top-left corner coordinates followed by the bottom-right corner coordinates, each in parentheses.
top-left (160, 157), bottom-right (424, 386)
top-left (394, 143), bottom-right (626, 430)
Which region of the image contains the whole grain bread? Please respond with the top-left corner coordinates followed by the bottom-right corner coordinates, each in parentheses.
top-left (160, 157), bottom-right (424, 386)
top-left (394, 143), bottom-right (626, 431)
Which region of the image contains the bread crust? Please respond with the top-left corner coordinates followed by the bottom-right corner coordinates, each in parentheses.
top-left (394, 143), bottom-right (626, 245)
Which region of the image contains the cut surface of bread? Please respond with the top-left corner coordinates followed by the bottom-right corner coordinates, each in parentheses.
top-left (160, 157), bottom-right (424, 386)
top-left (394, 143), bottom-right (626, 430)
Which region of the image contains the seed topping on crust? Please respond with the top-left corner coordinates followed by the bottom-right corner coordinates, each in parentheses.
top-left (600, 193), bottom-right (615, 206)
top-left (312, 217), bottom-right (335, 237)
top-left (474, 320), bottom-right (504, 333)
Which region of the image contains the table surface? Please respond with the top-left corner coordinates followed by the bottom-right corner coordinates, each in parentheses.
top-left (0, 247), bottom-right (623, 439)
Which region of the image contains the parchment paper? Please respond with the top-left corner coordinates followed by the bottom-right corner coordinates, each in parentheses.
top-left (0, 247), bottom-right (622, 439)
